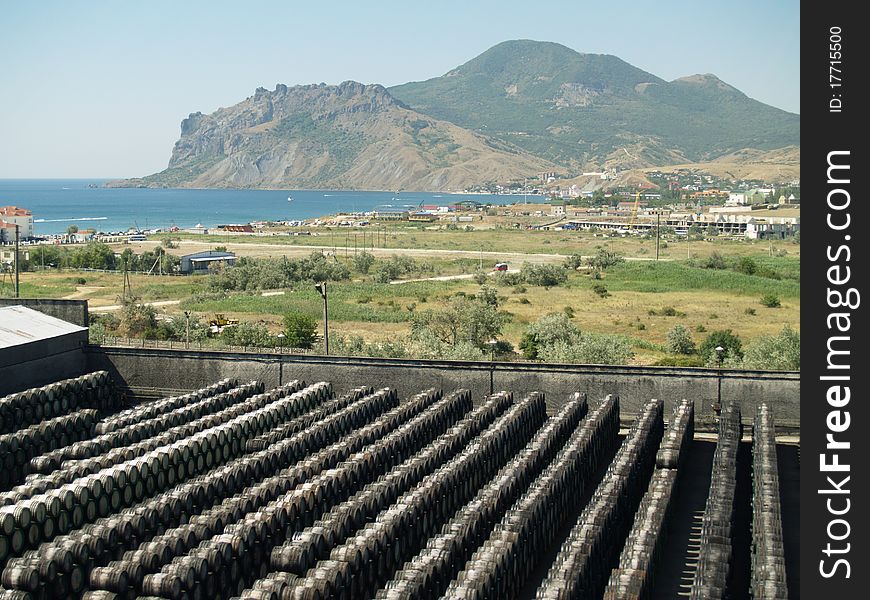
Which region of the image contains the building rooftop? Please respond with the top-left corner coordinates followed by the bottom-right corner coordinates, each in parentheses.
top-left (0, 305), bottom-right (87, 349)
top-left (0, 206), bottom-right (32, 217)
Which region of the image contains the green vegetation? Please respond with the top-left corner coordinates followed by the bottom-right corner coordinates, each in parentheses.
top-left (282, 312), bottom-right (319, 349)
top-left (665, 325), bottom-right (696, 355)
top-left (760, 293), bottom-right (782, 308)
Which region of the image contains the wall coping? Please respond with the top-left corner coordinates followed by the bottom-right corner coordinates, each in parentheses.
top-left (86, 344), bottom-right (800, 382)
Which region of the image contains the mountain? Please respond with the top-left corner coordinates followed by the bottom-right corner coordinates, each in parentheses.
top-left (114, 40), bottom-right (798, 190)
top-left (113, 81), bottom-right (555, 190)
top-left (388, 40), bottom-right (800, 170)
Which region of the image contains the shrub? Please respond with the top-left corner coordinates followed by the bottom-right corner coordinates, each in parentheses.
top-left (744, 307), bottom-right (757, 315)
top-left (564, 253), bottom-right (584, 270)
top-left (760, 293), bottom-right (781, 308)
top-left (472, 270), bottom-right (489, 285)
top-left (522, 264), bottom-right (568, 287)
top-left (699, 329), bottom-right (743, 362)
top-left (739, 325), bottom-right (800, 370)
top-left (518, 297), bottom-right (531, 304)
top-left (665, 324), bottom-right (696, 355)
top-left (519, 313), bottom-right (580, 360)
top-left (477, 285), bottom-right (499, 307)
top-left (586, 249), bottom-right (624, 271)
top-left (591, 284), bottom-right (609, 298)
top-left (538, 334), bottom-right (634, 365)
top-left (282, 312), bottom-right (319, 349)
top-left (352, 251), bottom-right (375, 274)
top-left (221, 322), bottom-right (274, 347)
top-left (563, 306), bottom-right (575, 318)
top-left (734, 257), bottom-right (757, 275)
top-left (701, 251), bottom-right (727, 270)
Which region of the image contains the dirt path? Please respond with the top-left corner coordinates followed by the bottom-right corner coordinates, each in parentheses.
top-left (90, 299), bottom-right (182, 313)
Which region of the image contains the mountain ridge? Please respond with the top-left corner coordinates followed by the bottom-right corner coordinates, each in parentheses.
top-left (111, 39), bottom-right (799, 191)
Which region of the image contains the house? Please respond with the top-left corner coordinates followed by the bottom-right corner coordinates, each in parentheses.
top-left (0, 206), bottom-right (34, 240)
top-left (179, 251), bottom-right (236, 275)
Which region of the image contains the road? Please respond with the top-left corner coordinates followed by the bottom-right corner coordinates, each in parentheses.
top-left (90, 299), bottom-right (182, 313)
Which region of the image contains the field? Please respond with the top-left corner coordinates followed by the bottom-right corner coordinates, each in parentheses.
top-left (7, 224), bottom-right (800, 366)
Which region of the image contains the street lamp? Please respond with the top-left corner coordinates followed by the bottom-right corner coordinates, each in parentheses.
top-left (184, 311), bottom-right (191, 349)
top-left (315, 281), bottom-right (329, 355)
top-left (714, 345), bottom-right (725, 414)
top-left (486, 338), bottom-right (498, 394)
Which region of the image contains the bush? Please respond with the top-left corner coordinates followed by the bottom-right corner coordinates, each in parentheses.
top-left (734, 257), bottom-right (757, 275)
top-left (744, 307), bottom-right (757, 315)
top-left (477, 285), bottom-right (499, 307)
top-left (519, 313), bottom-right (581, 360)
top-left (472, 270), bottom-right (489, 285)
top-left (739, 325), bottom-right (800, 370)
top-left (352, 251), bottom-right (375, 274)
top-left (522, 264), bottom-right (568, 288)
top-left (701, 251), bottom-right (727, 270)
top-left (665, 324), bottom-right (696, 355)
top-left (539, 334), bottom-right (634, 365)
top-left (586, 249), bottom-right (624, 271)
top-left (591, 284), bottom-right (609, 298)
top-left (564, 254), bottom-right (584, 270)
top-left (282, 312), bottom-right (319, 349)
top-left (699, 329), bottom-right (743, 362)
top-left (760, 293), bottom-right (781, 308)
top-left (221, 322), bottom-right (274, 347)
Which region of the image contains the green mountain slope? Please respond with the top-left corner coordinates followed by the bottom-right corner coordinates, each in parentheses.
top-left (388, 40), bottom-right (799, 169)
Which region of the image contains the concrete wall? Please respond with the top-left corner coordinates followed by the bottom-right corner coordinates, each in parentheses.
top-left (0, 332), bottom-right (88, 395)
top-left (85, 346), bottom-right (800, 428)
top-left (0, 299), bottom-right (89, 327)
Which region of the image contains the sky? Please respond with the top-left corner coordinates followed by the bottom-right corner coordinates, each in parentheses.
top-left (0, 0), bottom-right (800, 178)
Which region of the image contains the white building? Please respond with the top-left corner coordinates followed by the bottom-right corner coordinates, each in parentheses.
top-left (0, 206), bottom-right (34, 240)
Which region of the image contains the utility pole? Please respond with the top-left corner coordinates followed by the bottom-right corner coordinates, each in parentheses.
top-left (655, 212), bottom-right (660, 261)
top-left (315, 282), bottom-right (329, 355)
top-left (14, 224), bottom-right (20, 298)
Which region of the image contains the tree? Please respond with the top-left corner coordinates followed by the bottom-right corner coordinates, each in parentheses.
top-left (564, 254), bottom-right (584, 270)
top-left (699, 329), bottom-right (743, 362)
top-left (221, 322), bottom-right (274, 347)
top-left (117, 299), bottom-right (157, 337)
top-left (66, 224), bottom-right (79, 235)
top-left (665, 324), bottom-right (696, 355)
top-left (282, 312), bottom-right (319, 349)
top-left (410, 296), bottom-right (504, 350)
top-left (519, 313), bottom-right (580, 359)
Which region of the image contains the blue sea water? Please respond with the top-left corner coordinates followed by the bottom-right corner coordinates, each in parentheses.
top-left (0, 180), bottom-right (542, 236)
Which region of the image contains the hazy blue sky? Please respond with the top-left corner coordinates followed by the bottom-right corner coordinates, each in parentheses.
top-left (1, 0), bottom-right (799, 178)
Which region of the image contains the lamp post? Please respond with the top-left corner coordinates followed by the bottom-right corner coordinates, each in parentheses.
top-left (315, 281), bottom-right (329, 355)
top-left (487, 338), bottom-right (498, 394)
top-left (184, 311), bottom-right (191, 349)
top-left (715, 345), bottom-right (725, 413)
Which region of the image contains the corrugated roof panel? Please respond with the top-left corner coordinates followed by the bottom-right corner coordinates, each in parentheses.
top-left (0, 305), bottom-right (87, 349)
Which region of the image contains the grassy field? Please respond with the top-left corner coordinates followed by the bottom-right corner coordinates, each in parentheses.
top-left (4, 220), bottom-right (801, 365)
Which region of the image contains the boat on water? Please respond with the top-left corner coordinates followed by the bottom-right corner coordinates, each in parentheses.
top-left (287, 195), bottom-right (293, 203)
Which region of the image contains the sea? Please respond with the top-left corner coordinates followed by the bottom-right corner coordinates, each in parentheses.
top-left (0, 180), bottom-right (544, 236)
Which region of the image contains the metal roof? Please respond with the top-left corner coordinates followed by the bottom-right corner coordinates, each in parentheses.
top-left (0, 305), bottom-right (87, 349)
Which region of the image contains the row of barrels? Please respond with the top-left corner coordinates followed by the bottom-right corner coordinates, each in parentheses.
top-left (74, 387), bottom-right (455, 600)
top-left (125, 388), bottom-right (468, 600)
top-left (1, 410), bottom-right (101, 490)
top-left (245, 388), bottom-right (390, 454)
top-left (4, 382), bottom-right (303, 505)
top-left (0, 373), bottom-right (116, 436)
top-left (95, 380), bottom-right (237, 436)
top-left (375, 393), bottom-right (590, 600)
top-left (751, 405), bottom-right (787, 599)
top-left (263, 391), bottom-right (513, 583)
top-left (272, 392), bottom-right (548, 600)
top-left (689, 403), bottom-right (743, 600)
top-left (0, 382), bottom-right (335, 571)
top-left (0, 382), bottom-right (389, 599)
top-left (73, 387), bottom-right (397, 600)
top-left (533, 398), bottom-right (665, 600)
top-left (442, 394), bottom-right (622, 600)
top-left (30, 382), bottom-right (267, 473)
top-left (601, 399), bottom-right (696, 600)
